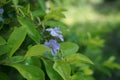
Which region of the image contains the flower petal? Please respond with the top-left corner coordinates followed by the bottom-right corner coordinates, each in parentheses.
top-left (51, 48), bottom-right (57, 55)
top-left (44, 39), bottom-right (60, 56)
top-left (0, 9), bottom-right (4, 14)
top-left (46, 27), bottom-right (64, 41)
top-left (58, 35), bottom-right (64, 41)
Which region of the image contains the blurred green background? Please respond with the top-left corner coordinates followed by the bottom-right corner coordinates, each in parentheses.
top-left (55, 0), bottom-right (120, 80)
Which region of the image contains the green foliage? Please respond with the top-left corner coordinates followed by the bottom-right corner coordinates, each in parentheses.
top-left (12, 0), bottom-right (18, 6)
top-left (103, 56), bottom-right (120, 69)
top-left (0, 0), bottom-right (94, 80)
top-left (42, 59), bottom-right (63, 80)
top-left (62, 0), bottom-right (120, 80)
top-left (44, 8), bottom-right (66, 20)
top-left (32, 10), bottom-right (45, 18)
top-left (7, 27), bottom-right (27, 57)
top-left (0, 36), bottom-right (6, 45)
top-left (38, 0), bottom-right (46, 12)
top-left (24, 44), bottom-right (50, 58)
top-left (71, 72), bottom-right (85, 80)
top-left (53, 61), bottom-right (71, 80)
top-left (60, 42), bottom-right (79, 57)
top-left (0, 72), bottom-right (9, 80)
top-left (6, 56), bottom-right (24, 64)
top-left (0, 44), bottom-right (9, 56)
top-left (11, 64), bottom-right (45, 80)
top-left (24, 56), bottom-right (41, 68)
top-left (67, 53), bottom-right (93, 65)
top-left (18, 17), bottom-right (40, 44)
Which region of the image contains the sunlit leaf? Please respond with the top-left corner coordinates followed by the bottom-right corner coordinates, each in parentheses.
top-left (53, 61), bottom-right (71, 80)
top-left (42, 59), bottom-right (63, 80)
top-left (84, 68), bottom-right (93, 75)
top-left (11, 64), bottom-right (45, 80)
top-left (24, 44), bottom-right (50, 58)
top-left (60, 42), bottom-right (79, 57)
top-left (67, 53), bottom-right (93, 65)
top-left (32, 10), bottom-right (45, 17)
top-left (18, 16), bottom-right (40, 44)
top-left (12, 0), bottom-right (18, 6)
top-left (71, 72), bottom-right (85, 80)
top-left (38, 0), bottom-right (46, 12)
top-left (6, 56), bottom-right (24, 64)
top-left (24, 56), bottom-right (41, 68)
top-left (7, 27), bottom-right (27, 57)
top-left (0, 36), bottom-right (6, 45)
top-left (0, 45), bottom-right (9, 55)
top-left (44, 8), bottom-right (66, 20)
top-left (103, 56), bottom-right (120, 69)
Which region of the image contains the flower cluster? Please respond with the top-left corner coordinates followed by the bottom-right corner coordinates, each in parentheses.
top-left (44, 27), bottom-right (64, 56)
top-left (44, 40), bottom-right (60, 55)
top-left (0, 8), bottom-right (4, 22)
top-left (46, 27), bottom-right (64, 41)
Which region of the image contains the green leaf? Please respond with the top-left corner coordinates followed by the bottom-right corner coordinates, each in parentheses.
top-left (18, 4), bottom-right (31, 15)
top-left (0, 36), bottom-right (6, 45)
top-left (103, 56), bottom-right (120, 69)
top-left (18, 16), bottom-right (40, 44)
top-left (6, 56), bottom-right (24, 64)
top-left (44, 8), bottom-right (66, 20)
top-left (11, 64), bottom-right (45, 80)
top-left (7, 27), bottom-right (27, 57)
top-left (0, 45), bottom-right (9, 56)
top-left (67, 53), bottom-right (93, 65)
top-left (24, 56), bottom-right (41, 68)
top-left (32, 10), bottom-right (45, 17)
top-left (24, 44), bottom-right (50, 58)
top-left (26, 4), bottom-right (30, 14)
top-left (53, 0), bottom-right (62, 6)
top-left (38, 0), bottom-right (46, 12)
top-left (12, 0), bottom-right (18, 6)
top-left (97, 66), bottom-right (111, 76)
top-left (0, 72), bottom-right (9, 80)
top-left (44, 20), bottom-right (66, 27)
top-left (84, 68), bottom-right (93, 75)
top-left (60, 42), bottom-right (79, 57)
top-left (71, 72), bottom-right (85, 80)
top-left (42, 59), bottom-right (63, 80)
top-left (53, 61), bottom-right (71, 80)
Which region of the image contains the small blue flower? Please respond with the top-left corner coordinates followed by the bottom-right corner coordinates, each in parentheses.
top-left (46, 27), bottom-right (64, 41)
top-left (0, 8), bottom-right (4, 22)
top-left (0, 9), bottom-right (4, 14)
top-left (44, 39), bottom-right (60, 55)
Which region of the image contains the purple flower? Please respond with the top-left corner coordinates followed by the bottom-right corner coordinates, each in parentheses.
top-left (46, 27), bottom-right (64, 41)
top-left (0, 9), bottom-right (4, 14)
top-left (44, 39), bottom-right (60, 55)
